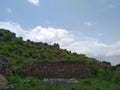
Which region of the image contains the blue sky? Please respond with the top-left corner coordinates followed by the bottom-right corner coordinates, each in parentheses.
top-left (0, 0), bottom-right (120, 65)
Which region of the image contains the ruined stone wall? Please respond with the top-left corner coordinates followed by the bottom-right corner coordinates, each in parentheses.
top-left (23, 61), bottom-right (92, 78)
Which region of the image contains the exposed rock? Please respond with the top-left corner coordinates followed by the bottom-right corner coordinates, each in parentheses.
top-left (43, 78), bottom-right (79, 85)
top-left (0, 55), bottom-right (12, 76)
top-left (23, 61), bottom-right (92, 78)
top-left (0, 74), bottom-right (9, 89)
top-left (117, 87), bottom-right (120, 90)
top-left (0, 74), bottom-right (14, 90)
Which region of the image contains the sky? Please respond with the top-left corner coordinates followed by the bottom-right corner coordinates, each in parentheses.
top-left (0, 0), bottom-right (120, 65)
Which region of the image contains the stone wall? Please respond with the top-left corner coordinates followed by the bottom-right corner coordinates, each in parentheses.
top-left (23, 61), bottom-right (92, 78)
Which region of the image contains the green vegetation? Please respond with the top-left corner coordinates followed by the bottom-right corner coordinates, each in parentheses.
top-left (7, 72), bottom-right (120, 90)
top-left (0, 29), bottom-right (120, 90)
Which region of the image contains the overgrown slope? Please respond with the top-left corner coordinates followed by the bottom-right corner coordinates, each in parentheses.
top-left (0, 29), bottom-right (116, 75)
top-left (0, 29), bottom-right (120, 90)
top-left (0, 29), bottom-right (95, 73)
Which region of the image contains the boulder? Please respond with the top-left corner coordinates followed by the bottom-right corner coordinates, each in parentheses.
top-left (43, 78), bottom-right (79, 85)
top-left (0, 74), bottom-right (8, 89)
top-left (0, 74), bottom-right (14, 90)
top-left (0, 55), bottom-right (12, 76)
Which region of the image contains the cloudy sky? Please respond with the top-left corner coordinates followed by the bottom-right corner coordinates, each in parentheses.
top-left (0, 0), bottom-right (120, 65)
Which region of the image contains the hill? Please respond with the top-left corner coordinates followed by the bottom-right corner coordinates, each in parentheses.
top-left (0, 29), bottom-right (120, 90)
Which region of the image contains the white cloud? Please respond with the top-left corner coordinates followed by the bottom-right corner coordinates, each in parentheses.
top-left (84, 22), bottom-right (96, 26)
top-left (27, 0), bottom-right (40, 6)
top-left (0, 22), bottom-right (74, 45)
top-left (0, 21), bottom-right (120, 65)
top-left (24, 26), bottom-right (74, 45)
top-left (63, 40), bottom-right (120, 57)
top-left (0, 22), bottom-right (27, 37)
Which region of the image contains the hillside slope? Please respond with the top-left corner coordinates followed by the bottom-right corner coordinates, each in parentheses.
top-left (0, 29), bottom-right (112, 75)
top-left (0, 29), bottom-right (119, 90)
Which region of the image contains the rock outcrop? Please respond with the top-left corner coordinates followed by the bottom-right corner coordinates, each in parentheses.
top-left (23, 61), bottom-right (92, 78)
top-left (0, 55), bottom-right (12, 76)
top-left (0, 74), bottom-right (8, 89)
top-left (0, 74), bottom-right (14, 90)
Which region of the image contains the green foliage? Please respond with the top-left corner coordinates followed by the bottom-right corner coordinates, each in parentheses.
top-left (111, 71), bottom-right (120, 84)
top-left (0, 29), bottom-right (15, 42)
top-left (7, 75), bottom-right (119, 90)
top-left (7, 75), bottom-right (43, 90)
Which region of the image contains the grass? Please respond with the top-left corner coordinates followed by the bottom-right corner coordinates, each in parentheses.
top-left (7, 75), bottom-right (119, 90)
